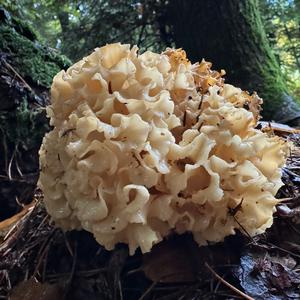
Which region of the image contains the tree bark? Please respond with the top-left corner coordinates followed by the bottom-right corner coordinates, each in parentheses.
top-left (0, 9), bottom-right (70, 220)
top-left (165, 0), bottom-right (300, 122)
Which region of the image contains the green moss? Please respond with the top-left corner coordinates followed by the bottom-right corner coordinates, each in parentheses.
top-left (0, 24), bottom-right (71, 87)
top-left (0, 10), bottom-right (69, 210)
top-left (0, 12), bottom-right (71, 159)
top-left (238, 0), bottom-right (293, 119)
top-left (0, 98), bottom-right (49, 151)
top-left (11, 15), bottom-right (38, 41)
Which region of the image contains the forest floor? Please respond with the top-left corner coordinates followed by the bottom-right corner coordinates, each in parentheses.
top-left (0, 126), bottom-right (299, 300)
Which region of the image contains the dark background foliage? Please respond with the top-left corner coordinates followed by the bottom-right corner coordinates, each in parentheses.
top-left (2, 0), bottom-right (299, 97)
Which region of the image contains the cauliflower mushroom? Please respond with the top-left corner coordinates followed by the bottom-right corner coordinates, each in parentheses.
top-left (39, 43), bottom-right (288, 254)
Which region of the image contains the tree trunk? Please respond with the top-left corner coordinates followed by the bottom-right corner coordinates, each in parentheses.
top-left (165, 0), bottom-right (300, 123)
top-left (57, 10), bottom-right (70, 54)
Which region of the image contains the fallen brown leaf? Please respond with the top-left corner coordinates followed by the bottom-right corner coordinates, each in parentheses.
top-left (142, 238), bottom-right (197, 283)
top-left (0, 201), bottom-right (35, 240)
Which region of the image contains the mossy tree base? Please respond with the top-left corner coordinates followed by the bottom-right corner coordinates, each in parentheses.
top-left (0, 8), bottom-right (70, 220)
top-left (165, 0), bottom-right (300, 122)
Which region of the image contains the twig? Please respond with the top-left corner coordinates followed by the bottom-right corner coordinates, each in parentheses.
top-left (64, 233), bottom-right (74, 257)
top-left (15, 146), bottom-right (23, 177)
top-left (7, 146), bottom-right (16, 180)
top-left (33, 227), bottom-right (57, 277)
top-left (3, 59), bottom-right (33, 93)
top-left (126, 267), bottom-right (143, 276)
top-left (68, 240), bottom-right (77, 284)
top-left (15, 196), bottom-right (24, 208)
top-left (205, 262), bottom-right (254, 300)
top-left (286, 220), bottom-right (300, 235)
top-left (286, 166), bottom-right (300, 170)
top-left (212, 293), bottom-right (243, 299)
top-left (265, 242), bottom-right (300, 259)
top-left (33, 242), bottom-right (51, 279)
top-left (213, 273), bottom-right (223, 293)
top-left (137, 23), bottom-right (146, 46)
top-left (2, 205), bottom-right (35, 245)
top-left (138, 281), bottom-right (157, 300)
top-left (0, 128), bottom-right (8, 173)
top-left (0, 202), bottom-right (35, 231)
top-left (46, 267), bottom-right (108, 280)
top-left (228, 200), bottom-right (257, 245)
top-left (42, 243), bottom-right (50, 282)
top-left (63, 240), bottom-right (78, 299)
top-left (0, 175), bottom-right (26, 182)
top-left (233, 217), bottom-right (256, 243)
top-left (119, 277), bottom-right (123, 300)
top-left (36, 214), bottom-right (50, 231)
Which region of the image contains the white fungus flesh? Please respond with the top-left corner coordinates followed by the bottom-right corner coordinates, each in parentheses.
top-left (39, 43), bottom-right (288, 255)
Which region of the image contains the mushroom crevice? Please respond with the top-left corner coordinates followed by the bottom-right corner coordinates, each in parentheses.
top-left (39, 43), bottom-right (288, 254)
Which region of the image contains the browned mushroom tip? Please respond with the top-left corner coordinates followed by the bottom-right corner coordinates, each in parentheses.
top-left (39, 43), bottom-right (289, 255)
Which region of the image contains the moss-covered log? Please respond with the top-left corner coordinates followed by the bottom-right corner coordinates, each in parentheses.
top-left (0, 8), bottom-right (70, 220)
top-left (165, 0), bottom-right (300, 122)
